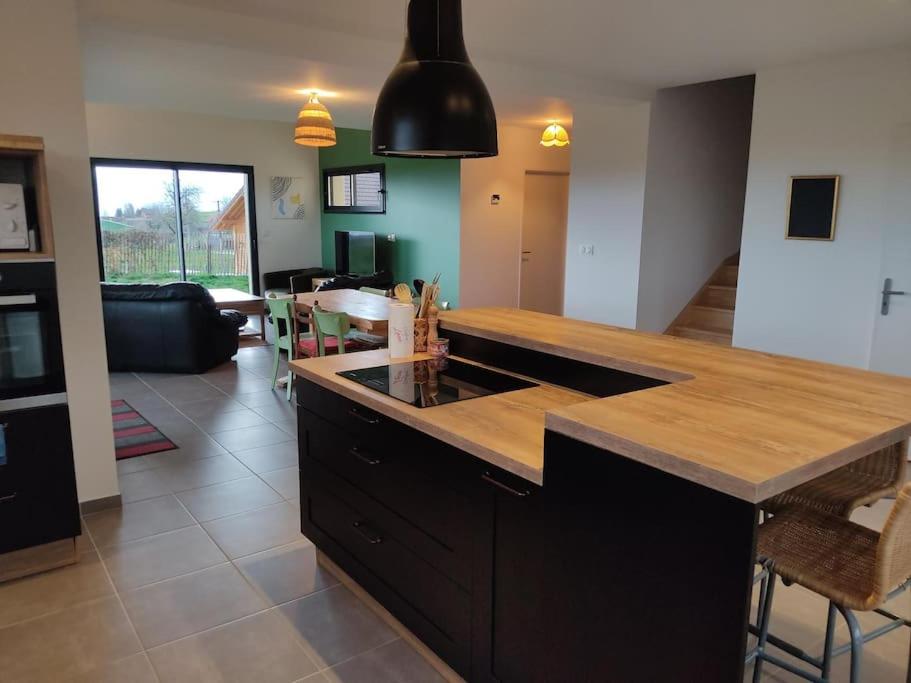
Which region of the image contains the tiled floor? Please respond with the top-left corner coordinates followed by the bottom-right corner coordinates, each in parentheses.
top-left (0, 345), bottom-right (446, 683)
top-left (1, 343), bottom-right (909, 681)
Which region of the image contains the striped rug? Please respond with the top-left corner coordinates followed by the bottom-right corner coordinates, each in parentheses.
top-left (112, 399), bottom-right (178, 460)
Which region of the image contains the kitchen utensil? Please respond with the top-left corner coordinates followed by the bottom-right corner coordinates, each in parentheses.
top-left (394, 283), bottom-right (412, 304)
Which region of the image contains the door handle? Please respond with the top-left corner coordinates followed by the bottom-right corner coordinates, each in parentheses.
top-left (0, 493), bottom-right (17, 503)
top-left (481, 472), bottom-right (531, 497)
top-left (882, 278), bottom-right (908, 315)
top-left (352, 520), bottom-right (383, 544)
top-left (348, 446), bottom-right (382, 466)
top-left (348, 407), bottom-right (380, 425)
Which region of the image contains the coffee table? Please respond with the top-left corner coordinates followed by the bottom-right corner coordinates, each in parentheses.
top-left (209, 288), bottom-right (266, 342)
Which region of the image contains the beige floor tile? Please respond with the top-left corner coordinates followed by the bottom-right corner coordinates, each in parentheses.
top-left (203, 501), bottom-right (303, 559)
top-left (274, 418), bottom-right (298, 436)
top-left (261, 466), bottom-right (301, 500)
top-left (69, 652), bottom-right (159, 683)
top-left (212, 423), bottom-right (294, 453)
top-left (233, 440), bottom-right (299, 474)
top-left (177, 475), bottom-right (282, 522)
top-left (85, 494), bottom-right (195, 548)
top-left (122, 563), bottom-right (267, 648)
top-left (100, 525), bottom-right (226, 591)
top-left (0, 596), bottom-right (141, 682)
top-left (177, 396), bottom-right (248, 419)
top-left (0, 550), bottom-right (114, 628)
top-left (324, 638), bottom-right (446, 683)
top-left (250, 400), bottom-right (298, 423)
top-left (148, 608), bottom-right (317, 682)
top-left (158, 453), bottom-right (250, 492)
top-left (119, 468), bottom-right (172, 503)
top-left (279, 585), bottom-right (397, 668)
top-left (193, 408), bottom-right (270, 434)
top-left (234, 540), bottom-right (338, 606)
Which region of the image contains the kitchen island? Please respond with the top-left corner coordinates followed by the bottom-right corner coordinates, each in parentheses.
top-left (290, 307), bottom-right (911, 682)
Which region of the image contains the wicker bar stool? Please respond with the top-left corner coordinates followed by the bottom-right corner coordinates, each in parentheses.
top-left (751, 482), bottom-right (911, 683)
top-left (763, 442), bottom-right (907, 519)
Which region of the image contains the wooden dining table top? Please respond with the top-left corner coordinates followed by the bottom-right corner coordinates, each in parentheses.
top-left (294, 289), bottom-right (391, 334)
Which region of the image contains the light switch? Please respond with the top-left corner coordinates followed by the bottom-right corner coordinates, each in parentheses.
top-left (578, 244), bottom-right (595, 256)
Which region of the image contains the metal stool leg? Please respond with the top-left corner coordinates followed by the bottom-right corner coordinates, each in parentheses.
top-left (821, 602), bottom-right (837, 681)
top-left (753, 572), bottom-right (777, 683)
top-left (836, 604), bottom-right (864, 683)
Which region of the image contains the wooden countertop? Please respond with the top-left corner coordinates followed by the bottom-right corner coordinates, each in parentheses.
top-left (290, 307), bottom-right (911, 502)
top-left (290, 349), bottom-right (588, 484)
top-left (439, 308), bottom-right (911, 501)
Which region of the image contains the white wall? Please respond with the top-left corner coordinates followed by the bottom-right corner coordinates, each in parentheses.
top-left (563, 102), bottom-right (651, 328)
top-left (85, 103), bottom-right (322, 289)
top-left (0, 0), bottom-right (118, 503)
top-left (637, 76), bottom-right (754, 333)
top-left (734, 48), bottom-right (911, 368)
top-left (459, 125), bottom-right (571, 308)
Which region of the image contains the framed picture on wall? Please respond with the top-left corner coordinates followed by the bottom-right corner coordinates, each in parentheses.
top-left (786, 175), bottom-right (840, 241)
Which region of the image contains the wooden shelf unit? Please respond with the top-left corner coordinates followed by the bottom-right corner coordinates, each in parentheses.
top-left (0, 134), bottom-right (55, 260)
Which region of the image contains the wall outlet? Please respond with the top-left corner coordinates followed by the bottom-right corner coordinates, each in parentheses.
top-left (386, 233), bottom-right (396, 242)
top-left (490, 194), bottom-right (501, 205)
top-left (579, 244), bottom-right (595, 256)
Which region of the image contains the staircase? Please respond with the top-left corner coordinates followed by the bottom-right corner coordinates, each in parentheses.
top-left (666, 254), bottom-right (739, 346)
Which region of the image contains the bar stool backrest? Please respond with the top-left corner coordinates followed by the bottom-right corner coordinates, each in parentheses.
top-left (874, 480), bottom-right (911, 602)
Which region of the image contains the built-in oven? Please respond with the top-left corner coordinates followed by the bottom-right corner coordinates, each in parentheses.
top-left (0, 262), bottom-right (66, 411)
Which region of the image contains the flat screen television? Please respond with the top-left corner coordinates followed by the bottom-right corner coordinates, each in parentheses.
top-left (335, 230), bottom-right (392, 276)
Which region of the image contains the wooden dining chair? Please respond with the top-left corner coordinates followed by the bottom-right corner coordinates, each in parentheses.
top-left (751, 481), bottom-right (911, 683)
top-left (265, 297), bottom-right (295, 401)
top-left (298, 306), bottom-right (367, 357)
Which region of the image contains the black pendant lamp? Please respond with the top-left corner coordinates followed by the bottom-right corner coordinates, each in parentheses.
top-left (372, 0), bottom-right (498, 158)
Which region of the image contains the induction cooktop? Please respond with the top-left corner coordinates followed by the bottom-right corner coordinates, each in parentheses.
top-left (337, 358), bottom-right (537, 408)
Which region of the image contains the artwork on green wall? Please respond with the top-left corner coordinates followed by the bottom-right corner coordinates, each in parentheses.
top-left (319, 128), bottom-right (462, 307)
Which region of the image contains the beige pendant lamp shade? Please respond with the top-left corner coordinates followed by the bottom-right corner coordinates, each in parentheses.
top-left (294, 93), bottom-right (337, 147)
top-left (540, 122), bottom-right (570, 147)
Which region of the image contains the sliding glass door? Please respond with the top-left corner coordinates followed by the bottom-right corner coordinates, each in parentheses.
top-left (91, 160), bottom-right (259, 294)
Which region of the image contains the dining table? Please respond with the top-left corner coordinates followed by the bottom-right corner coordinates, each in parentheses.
top-left (294, 288), bottom-right (392, 336)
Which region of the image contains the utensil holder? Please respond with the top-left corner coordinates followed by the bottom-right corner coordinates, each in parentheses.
top-left (414, 318), bottom-right (429, 352)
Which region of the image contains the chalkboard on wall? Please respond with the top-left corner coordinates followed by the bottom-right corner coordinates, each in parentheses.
top-left (786, 175), bottom-right (840, 241)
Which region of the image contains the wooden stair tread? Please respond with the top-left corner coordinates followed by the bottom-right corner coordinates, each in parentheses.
top-left (676, 323), bottom-right (732, 335)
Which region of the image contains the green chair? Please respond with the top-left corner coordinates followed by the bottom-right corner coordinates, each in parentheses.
top-left (266, 297), bottom-right (295, 401)
top-left (311, 305), bottom-right (358, 356)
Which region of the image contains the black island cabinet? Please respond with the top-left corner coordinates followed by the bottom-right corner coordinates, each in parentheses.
top-left (296, 375), bottom-right (757, 682)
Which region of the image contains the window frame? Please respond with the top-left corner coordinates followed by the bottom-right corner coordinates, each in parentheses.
top-left (89, 157), bottom-right (261, 295)
top-left (322, 164), bottom-right (386, 214)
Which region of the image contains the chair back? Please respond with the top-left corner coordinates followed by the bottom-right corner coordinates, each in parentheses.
top-left (874, 476), bottom-right (911, 600)
top-left (849, 441), bottom-right (907, 488)
top-left (312, 305), bottom-right (352, 356)
top-left (266, 297), bottom-right (295, 352)
top-left (359, 286), bottom-right (388, 297)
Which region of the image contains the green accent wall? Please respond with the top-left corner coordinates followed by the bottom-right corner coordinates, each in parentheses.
top-left (319, 128), bottom-right (461, 307)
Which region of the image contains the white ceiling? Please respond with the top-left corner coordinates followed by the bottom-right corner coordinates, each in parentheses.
top-left (78, 0), bottom-right (911, 129)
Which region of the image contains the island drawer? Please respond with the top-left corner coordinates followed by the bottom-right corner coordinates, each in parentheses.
top-left (301, 457), bottom-right (471, 673)
top-left (296, 380), bottom-right (388, 440)
top-left (298, 406), bottom-right (473, 589)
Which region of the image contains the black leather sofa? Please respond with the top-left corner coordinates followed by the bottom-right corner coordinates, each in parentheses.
top-left (101, 282), bottom-right (248, 374)
top-left (262, 267), bottom-right (330, 299)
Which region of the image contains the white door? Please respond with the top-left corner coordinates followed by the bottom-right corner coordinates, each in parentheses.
top-left (519, 172), bottom-right (569, 315)
top-left (870, 123), bottom-right (911, 377)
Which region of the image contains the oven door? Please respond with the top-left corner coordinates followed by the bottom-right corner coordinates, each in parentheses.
top-left (0, 289), bottom-right (66, 407)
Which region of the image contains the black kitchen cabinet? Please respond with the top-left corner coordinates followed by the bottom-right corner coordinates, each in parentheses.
top-left (296, 379), bottom-right (755, 682)
top-left (0, 404), bottom-right (80, 554)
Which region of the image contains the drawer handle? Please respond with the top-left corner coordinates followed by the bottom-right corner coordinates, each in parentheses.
top-left (481, 472), bottom-right (531, 498)
top-left (348, 446), bottom-right (382, 466)
top-left (348, 407), bottom-right (380, 425)
top-left (0, 493), bottom-right (17, 504)
top-left (352, 520), bottom-right (383, 544)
